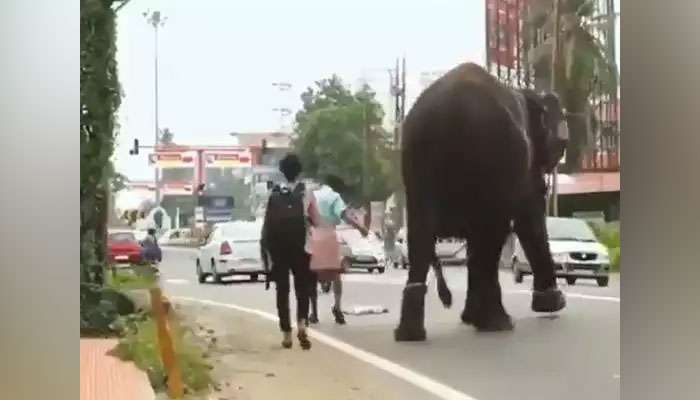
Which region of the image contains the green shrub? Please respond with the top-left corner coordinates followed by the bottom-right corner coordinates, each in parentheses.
top-left (589, 221), bottom-right (621, 271)
top-left (80, 282), bottom-right (136, 337)
top-left (609, 246), bottom-right (620, 272)
top-left (106, 267), bottom-right (157, 291)
top-left (111, 313), bottom-right (214, 395)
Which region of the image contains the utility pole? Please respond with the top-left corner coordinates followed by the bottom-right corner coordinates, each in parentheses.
top-left (144, 10), bottom-right (166, 205)
top-left (389, 57), bottom-right (407, 228)
top-left (549, 0), bottom-right (561, 217)
top-left (272, 81), bottom-right (293, 132)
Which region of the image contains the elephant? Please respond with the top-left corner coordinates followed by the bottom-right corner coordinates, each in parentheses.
top-left (394, 63), bottom-right (569, 341)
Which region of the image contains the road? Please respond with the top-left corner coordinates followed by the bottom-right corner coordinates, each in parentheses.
top-left (159, 247), bottom-right (620, 400)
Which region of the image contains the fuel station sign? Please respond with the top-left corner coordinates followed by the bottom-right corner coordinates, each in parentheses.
top-left (204, 150), bottom-right (252, 168)
top-left (149, 151), bottom-right (197, 168)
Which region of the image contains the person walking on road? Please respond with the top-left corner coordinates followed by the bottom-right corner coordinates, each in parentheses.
top-left (308, 174), bottom-right (369, 325)
top-left (261, 153), bottom-right (319, 350)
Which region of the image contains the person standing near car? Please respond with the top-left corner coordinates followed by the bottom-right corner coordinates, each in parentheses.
top-left (308, 174), bottom-right (368, 325)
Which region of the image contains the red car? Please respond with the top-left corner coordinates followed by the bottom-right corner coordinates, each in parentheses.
top-left (107, 231), bottom-right (142, 264)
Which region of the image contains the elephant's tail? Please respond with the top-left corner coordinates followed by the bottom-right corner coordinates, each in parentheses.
top-left (432, 259), bottom-right (452, 308)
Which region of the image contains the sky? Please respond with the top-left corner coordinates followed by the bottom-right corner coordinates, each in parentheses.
top-left (113, 0), bottom-right (620, 181)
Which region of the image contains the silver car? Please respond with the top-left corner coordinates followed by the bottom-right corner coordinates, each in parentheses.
top-left (396, 228), bottom-right (467, 268)
top-left (512, 217), bottom-right (611, 287)
top-left (336, 225), bottom-right (388, 274)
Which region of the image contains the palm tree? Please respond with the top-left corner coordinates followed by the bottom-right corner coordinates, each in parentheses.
top-left (525, 0), bottom-right (619, 173)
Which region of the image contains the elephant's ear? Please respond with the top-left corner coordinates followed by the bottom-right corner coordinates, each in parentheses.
top-left (520, 90), bottom-right (550, 170)
top-left (521, 90), bottom-right (568, 173)
top-left (539, 93), bottom-right (569, 171)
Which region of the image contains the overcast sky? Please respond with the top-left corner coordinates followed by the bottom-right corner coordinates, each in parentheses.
top-left (114, 0), bottom-right (619, 181)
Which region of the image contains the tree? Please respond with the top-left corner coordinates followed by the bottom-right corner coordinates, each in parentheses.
top-left (294, 76), bottom-right (395, 210)
top-left (81, 0), bottom-right (123, 284)
top-left (526, 0), bottom-right (618, 172)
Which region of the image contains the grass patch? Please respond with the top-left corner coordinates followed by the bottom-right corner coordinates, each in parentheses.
top-left (111, 312), bottom-right (214, 395)
top-left (589, 221), bottom-right (620, 272)
top-left (106, 266), bottom-right (158, 291)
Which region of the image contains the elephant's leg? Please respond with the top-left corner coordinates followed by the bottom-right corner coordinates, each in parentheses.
top-left (394, 205), bottom-right (435, 342)
top-left (461, 245), bottom-right (477, 324)
top-left (513, 196), bottom-right (566, 313)
top-left (467, 218), bottom-right (514, 332)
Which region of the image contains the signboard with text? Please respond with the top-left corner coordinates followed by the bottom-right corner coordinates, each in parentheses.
top-left (204, 150), bottom-right (253, 168)
top-left (149, 151), bottom-right (197, 168)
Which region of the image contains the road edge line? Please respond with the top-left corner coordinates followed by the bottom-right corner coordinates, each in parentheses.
top-left (507, 289), bottom-right (620, 303)
top-left (174, 296), bottom-right (479, 400)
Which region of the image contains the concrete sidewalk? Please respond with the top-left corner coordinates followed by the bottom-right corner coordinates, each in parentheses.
top-left (80, 339), bottom-right (155, 400)
top-left (174, 301), bottom-right (433, 400)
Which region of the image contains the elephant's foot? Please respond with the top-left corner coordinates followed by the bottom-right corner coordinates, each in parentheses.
top-left (394, 283), bottom-right (428, 342)
top-left (531, 287), bottom-right (566, 313)
top-left (473, 309), bottom-right (514, 332)
top-left (460, 294), bottom-right (476, 325)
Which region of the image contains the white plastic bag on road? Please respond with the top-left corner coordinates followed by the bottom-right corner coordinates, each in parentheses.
top-left (343, 305), bottom-right (389, 316)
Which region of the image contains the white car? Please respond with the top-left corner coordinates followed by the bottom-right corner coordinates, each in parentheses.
top-left (512, 217), bottom-right (611, 287)
top-left (395, 228), bottom-right (467, 268)
top-left (195, 220), bottom-right (266, 284)
top-left (336, 225), bottom-right (388, 273)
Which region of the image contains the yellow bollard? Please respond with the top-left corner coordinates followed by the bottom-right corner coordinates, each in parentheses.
top-left (149, 287), bottom-right (184, 398)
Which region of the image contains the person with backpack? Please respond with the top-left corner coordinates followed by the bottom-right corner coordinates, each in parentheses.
top-left (308, 174), bottom-right (369, 325)
top-left (260, 153), bottom-right (319, 350)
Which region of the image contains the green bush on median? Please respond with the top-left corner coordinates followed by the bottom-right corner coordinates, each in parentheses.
top-left (110, 311), bottom-right (214, 395)
top-left (589, 221), bottom-right (620, 272)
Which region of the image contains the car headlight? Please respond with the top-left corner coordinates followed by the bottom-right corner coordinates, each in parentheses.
top-left (552, 253), bottom-right (568, 264)
top-left (598, 253), bottom-right (610, 263)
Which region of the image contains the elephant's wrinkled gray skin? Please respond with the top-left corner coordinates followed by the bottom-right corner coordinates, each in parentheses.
top-left (395, 63), bottom-right (568, 342)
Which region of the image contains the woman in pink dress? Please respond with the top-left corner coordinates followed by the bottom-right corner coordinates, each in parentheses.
top-left (309, 175), bottom-right (368, 324)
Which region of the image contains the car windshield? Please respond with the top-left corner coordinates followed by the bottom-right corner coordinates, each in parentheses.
top-left (546, 218), bottom-right (598, 242)
top-left (109, 232), bottom-right (136, 242)
top-left (219, 222), bottom-right (262, 241)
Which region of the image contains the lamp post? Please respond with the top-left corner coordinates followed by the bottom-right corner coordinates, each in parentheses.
top-left (550, 0), bottom-right (561, 217)
top-left (144, 10), bottom-right (166, 205)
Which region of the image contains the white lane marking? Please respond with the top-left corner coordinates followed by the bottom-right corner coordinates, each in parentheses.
top-left (507, 289), bottom-right (620, 303)
top-left (164, 278), bottom-right (190, 285)
top-left (613, 374), bottom-right (620, 379)
top-left (175, 296), bottom-right (479, 400)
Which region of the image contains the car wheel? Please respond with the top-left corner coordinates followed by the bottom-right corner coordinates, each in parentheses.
top-left (377, 267), bottom-right (386, 274)
top-left (196, 259), bottom-right (206, 284)
top-left (512, 258), bottom-right (524, 284)
top-left (596, 276), bottom-right (609, 287)
top-left (566, 276), bottom-right (577, 285)
top-left (250, 274), bottom-right (259, 282)
top-left (211, 259), bottom-right (222, 284)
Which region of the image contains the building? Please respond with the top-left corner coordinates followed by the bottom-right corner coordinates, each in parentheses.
top-left (140, 145), bottom-right (255, 225)
top-left (485, 0), bottom-right (620, 221)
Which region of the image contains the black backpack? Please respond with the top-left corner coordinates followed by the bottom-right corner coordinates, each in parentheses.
top-left (262, 182), bottom-right (307, 254)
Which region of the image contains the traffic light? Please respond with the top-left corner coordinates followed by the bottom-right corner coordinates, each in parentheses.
top-left (129, 138), bottom-right (140, 155)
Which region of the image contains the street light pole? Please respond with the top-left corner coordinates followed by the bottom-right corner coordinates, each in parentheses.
top-left (145, 10), bottom-right (166, 205)
top-left (272, 82), bottom-right (292, 132)
top-left (550, 0), bottom-right (561, 217)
